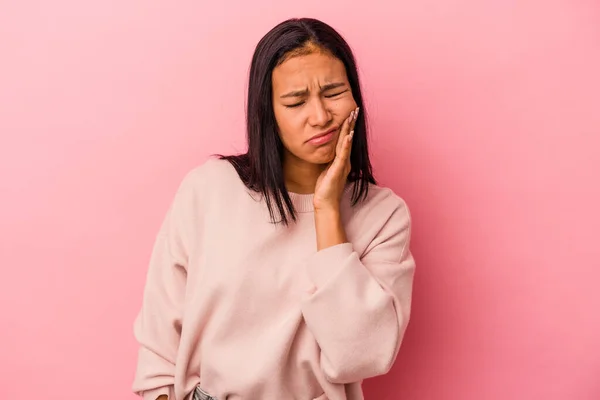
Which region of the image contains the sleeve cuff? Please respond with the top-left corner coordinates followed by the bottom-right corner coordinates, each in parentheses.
top-left (142, 386), bottom-right (173, 400)
top-left (306, 242), bottom-right (355, 288)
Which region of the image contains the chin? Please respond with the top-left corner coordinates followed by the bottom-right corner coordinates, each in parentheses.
top-left (316, 144), bottom-right (338, 163)
top-left (288, 145), bottom-right (336, 166)
top-left (304, 150), bottom-right (335, 165)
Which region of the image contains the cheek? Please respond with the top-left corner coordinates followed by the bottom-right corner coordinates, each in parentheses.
top-left (331, 97), bottom-right (358, 118)
top-left (274, 108), bottom-right (303, 146)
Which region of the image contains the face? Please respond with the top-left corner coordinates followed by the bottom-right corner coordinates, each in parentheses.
top-left (271, 50), bottom-right (358, 166)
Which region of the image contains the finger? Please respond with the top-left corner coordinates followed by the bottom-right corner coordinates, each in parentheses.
top-left (342, 133), bottom-right (353, 164)
top-left (343, 107), bottom-right (358, 162)
top-left (336, 110), bottom-right (354, 155)
top-left (332, 125), bottom-right (354, 173)
top-left (341, 107), bottom-right (359, 152)
top-left (330, 138), bottom-right (352, 179)
top-left (351, 107), bottom-right (359, 133)
top-left (346, 125), bottom-right (354, 160)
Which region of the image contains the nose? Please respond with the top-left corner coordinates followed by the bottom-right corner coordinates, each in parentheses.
top-left (307, 98), bottom-right (332, 127)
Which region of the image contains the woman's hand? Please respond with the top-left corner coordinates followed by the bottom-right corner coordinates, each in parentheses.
top-left (313, 107), bottom-right (358, 251)
top-left (313, 107), bottom-right (359, 212)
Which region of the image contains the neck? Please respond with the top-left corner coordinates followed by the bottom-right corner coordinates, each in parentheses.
top-left (283, 155), bottom-right (327, 194)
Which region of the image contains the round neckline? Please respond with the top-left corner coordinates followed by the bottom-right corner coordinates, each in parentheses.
top-left (288, 184), bottom-right (354, 213)
top-left (288, 191), bottom-right (315, 213)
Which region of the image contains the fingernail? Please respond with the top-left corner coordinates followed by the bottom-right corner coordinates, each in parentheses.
top-left (349, 130), bottom-right (354, 139)
top-left (355, 107), bottom-right (360, 120)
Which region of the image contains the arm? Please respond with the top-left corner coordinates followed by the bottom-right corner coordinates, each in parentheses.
top-left (132, 173), bottom-right (197, 400)
top-left (132, 227), bottom-right (183, 399)
top-left (302, 203), bottom-right (415, 384)
top-left (308, 108), bottom-right (415, 383)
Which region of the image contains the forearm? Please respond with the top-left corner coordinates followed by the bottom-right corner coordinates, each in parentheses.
top-left (304, 200), bottom-right (416, 383)
top-left (314, 208), bottom-right (347, 251)
top-left (300, 242), bottom-right (411, 383)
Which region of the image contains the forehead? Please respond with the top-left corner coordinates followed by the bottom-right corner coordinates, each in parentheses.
top-left (272, 52), bottom-right (347, 91)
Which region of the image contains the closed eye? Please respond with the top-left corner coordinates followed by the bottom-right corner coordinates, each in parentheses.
top-left (324, 89), bottom-right (349, 98)
top-left (284, 88), bottom-right (349, 108)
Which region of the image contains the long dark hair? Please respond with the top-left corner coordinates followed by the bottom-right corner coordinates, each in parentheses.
top-left (220, 17), bottom-right (376, 225)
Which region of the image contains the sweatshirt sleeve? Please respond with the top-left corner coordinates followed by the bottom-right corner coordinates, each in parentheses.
top-left (300, 199), bottom-right (415, 384)
top-left (132, 171), bottom-right (198, 400)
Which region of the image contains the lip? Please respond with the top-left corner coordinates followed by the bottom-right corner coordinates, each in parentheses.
top-left (306, 127), bottom-right (338, 145)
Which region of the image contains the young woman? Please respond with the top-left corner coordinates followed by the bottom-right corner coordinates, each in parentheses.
top-left (132, 17), bottom-right (416, 400)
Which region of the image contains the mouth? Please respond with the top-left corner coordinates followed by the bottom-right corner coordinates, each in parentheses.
top-left (306, 127), bottom-right (338, 146)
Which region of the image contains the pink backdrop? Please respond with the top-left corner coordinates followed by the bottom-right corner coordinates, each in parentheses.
top-left (1, 1), bottom-right (599, 399)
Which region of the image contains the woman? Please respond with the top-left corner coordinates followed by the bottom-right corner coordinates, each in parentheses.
top-left (132, 17), bottom-right (416, 400)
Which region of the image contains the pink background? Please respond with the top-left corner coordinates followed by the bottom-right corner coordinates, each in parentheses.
top-left (1, 1), bottom-right (599, 399)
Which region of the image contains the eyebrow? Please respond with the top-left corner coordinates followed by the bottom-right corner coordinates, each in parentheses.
top-left (280, 82), bottom-right (347, 98)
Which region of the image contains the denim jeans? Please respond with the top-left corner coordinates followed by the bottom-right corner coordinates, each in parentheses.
top-left (191, 385), bottom-right (218, 400)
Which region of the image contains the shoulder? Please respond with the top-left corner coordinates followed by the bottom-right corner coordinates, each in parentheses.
top-left (344, 182), bottom-right (413, 261)
top-left (166, 157), bottom-right (244, 215)
top-left (176, 157), bottom-right (241, 195)
top-left (362, 183), bottom-right (410, 220)
top-left (181, 156), bottom-right (237, 186)
top-left (348, 182), bottom-right (412, 233)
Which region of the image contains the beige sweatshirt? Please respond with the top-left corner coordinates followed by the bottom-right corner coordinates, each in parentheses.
top-left (132, 158), bottom-right (415, 400)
